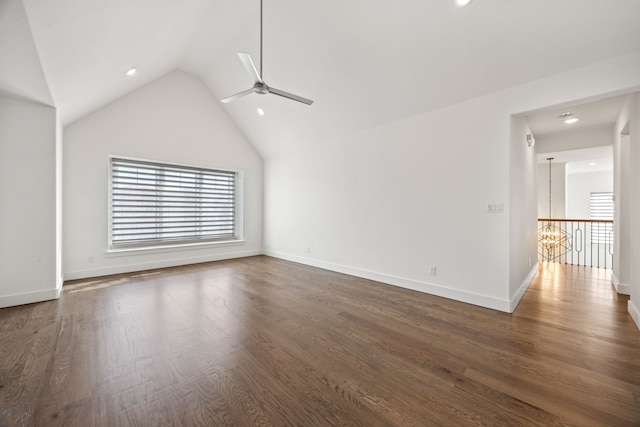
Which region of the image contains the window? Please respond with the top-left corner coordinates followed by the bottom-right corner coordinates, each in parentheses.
top-left (110, 157), bottom-right (240, 249)
top-left (590, 192), bottom-right (614, 245)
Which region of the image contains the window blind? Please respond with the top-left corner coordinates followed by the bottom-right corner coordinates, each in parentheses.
top-left (590, 192), bottom-right (613, 245)
top-left (110, 157), bottom-right (237, 248)
top-left (589, 192), bottom-right (614, 220)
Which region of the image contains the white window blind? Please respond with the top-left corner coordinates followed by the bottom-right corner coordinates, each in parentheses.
top-left (589, 192), bottom-right (614, 220)
top-left (110, 157), bottom-right (237, 248)
top-left (590, 192), bottom-right (614, 245)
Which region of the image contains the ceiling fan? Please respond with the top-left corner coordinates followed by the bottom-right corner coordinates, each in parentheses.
top-left (220, 0), bottom-right (313, 105)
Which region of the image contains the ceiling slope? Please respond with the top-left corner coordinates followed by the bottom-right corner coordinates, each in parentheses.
top-left (183, 0), bottom-right (640, 157)
top-left (0, 0), bottom-right (52, 105)
top-left (6, 0), bottom-right (640, 156)
top-left (21, 0), bottom-right (215, 124)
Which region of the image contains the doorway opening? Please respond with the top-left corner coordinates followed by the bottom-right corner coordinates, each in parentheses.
top-left (524, 94), bottom-right (626, 270)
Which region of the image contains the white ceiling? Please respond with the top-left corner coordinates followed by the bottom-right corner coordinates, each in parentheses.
top-left (4, 0), bottom-right (640, 157)
top-left (525, 93), bottom-right (630, 136)
top-left (537, 146), bottom-right (613, 174)
top-left (526, 93), bottom-right (627, 171)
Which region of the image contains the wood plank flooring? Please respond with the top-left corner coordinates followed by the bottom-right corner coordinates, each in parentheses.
top-left (1, 256), bottom-right (639, 426)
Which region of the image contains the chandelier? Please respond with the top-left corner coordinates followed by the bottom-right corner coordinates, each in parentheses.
top-left (538, 157), bottom-right (571, 261)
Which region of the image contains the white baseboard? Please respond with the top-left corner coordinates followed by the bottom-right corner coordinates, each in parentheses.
top-left (610, 272), bottom-right (631, 295)
top-left (264, 250), bottom-right (512, 313)
top-left (510, 262), bottom-right (539, 312)
top-left (64, 249), bottom-right (263, 281)
top-left (629, 300), bottom-right (640, 332)
top-left (0, 287), bottom-right (61, 309)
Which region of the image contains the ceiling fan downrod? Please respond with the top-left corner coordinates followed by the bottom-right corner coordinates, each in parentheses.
top-left (220, 0), bottom-right (313, 105)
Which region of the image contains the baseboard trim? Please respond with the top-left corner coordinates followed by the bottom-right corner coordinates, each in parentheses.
top-left (629, 300), bottom-right (640, 332)
top-left (509, 262), bottom-right (539, 312)
top-left (64, 249), bottom-right (263, 281)
top-left (264, 250), bottom-right (511, 312)
top-left (610, 272), bottom-right (631, 295)
top-left (0, 287), bottom-right (61, 309)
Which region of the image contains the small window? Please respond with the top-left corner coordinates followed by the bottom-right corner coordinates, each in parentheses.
top-left (109, 157), bottom-right (240, 249)
top-left (590, 192), bottom-right (613, 245)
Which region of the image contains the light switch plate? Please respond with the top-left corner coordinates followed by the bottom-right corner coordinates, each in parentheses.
top-left (486, 203), bottom-right (504, 213)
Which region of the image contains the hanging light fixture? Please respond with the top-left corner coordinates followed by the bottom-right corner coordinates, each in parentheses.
top-left (538, 157), bottom-right (571, 261)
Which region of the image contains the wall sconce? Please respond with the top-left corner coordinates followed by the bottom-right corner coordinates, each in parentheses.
top-left (526, 133), bottom-right (535, 148)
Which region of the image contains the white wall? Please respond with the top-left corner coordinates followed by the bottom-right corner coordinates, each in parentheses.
top-left (56, 116), bottom-right (63, 292)
top-left (63, 70), bottom-right (263, 280)
top-left (509, 117), bottom-right (539, 309)
top-left (614, 118), bottom-right (631, 295)
top-left (265, 96), bottom-right (512, 310)
top-left (0, 96), bottom-right (60, 307)
top-left (537, 162), bottom-right (566, 219)
top-left (565, 171), bottom-right (613, 219)
top-left (614, 93), bottom-right (640, 329)
top-left (264, 52), bottom-right (640, 313)
top-left (629, 94), bottom-right (640, 330)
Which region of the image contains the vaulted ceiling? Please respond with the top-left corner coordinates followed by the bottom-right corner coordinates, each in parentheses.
top-left (3, 0), bottom-right (640, 157)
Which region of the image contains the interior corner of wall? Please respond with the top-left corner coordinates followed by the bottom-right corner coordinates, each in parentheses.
top-left (510, 261), bottom-right (539, 312)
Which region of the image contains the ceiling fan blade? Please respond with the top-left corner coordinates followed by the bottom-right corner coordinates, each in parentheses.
top-left (220, 88), bottom-right (255, 103)
top-left (268, 87), bottom-right (314, 105)
top-left (237, 53), bottom-right (263, 84)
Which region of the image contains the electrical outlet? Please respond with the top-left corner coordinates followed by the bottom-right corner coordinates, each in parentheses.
top-left (429, 266), bottom-right (437, 276)
top-left (528, 258), bottom-right (532, 267)
top-left (306, 246), bottom-right (311, 253)
top-left (88, 256), bottom-right (95, 263)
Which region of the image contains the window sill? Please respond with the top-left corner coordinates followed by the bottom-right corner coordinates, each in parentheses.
top-left (106, 239), bottom-right (246, 257)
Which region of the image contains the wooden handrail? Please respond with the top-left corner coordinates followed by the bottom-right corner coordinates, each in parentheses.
top-left (538, 218), bottom-right (613, 224)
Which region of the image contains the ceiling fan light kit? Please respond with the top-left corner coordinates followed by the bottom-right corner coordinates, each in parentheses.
top-left (220, 0), bottom-right (313, 106)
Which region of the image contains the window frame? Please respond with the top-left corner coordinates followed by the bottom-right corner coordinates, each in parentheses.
top-left (108, 156), bottom-right (243, 252)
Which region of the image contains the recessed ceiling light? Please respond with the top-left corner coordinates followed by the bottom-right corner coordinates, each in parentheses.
top-left (257, 107), bottom-right (265, 116)
top-left (456, 0), bottom-right (473, 6)
top-left (588, 162), bottom-right (597, 166)
top-left (126, 67), bottom-right (137, 76)
top-left (558, 112), bottom-right (579, 124)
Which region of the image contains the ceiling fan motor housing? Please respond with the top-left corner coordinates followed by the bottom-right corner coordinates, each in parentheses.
top-left (253, 82), bottom-right (269, 94)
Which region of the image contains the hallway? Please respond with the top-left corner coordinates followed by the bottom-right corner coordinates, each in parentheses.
top-left (522, 263), bottom-right (632, 335)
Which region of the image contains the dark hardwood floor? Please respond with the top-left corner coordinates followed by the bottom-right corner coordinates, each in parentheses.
top-left (1, 256), bottom-right (639, 426)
